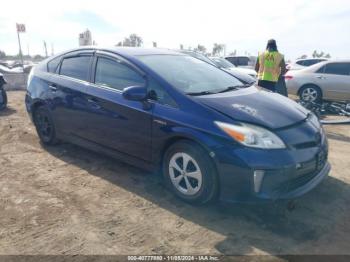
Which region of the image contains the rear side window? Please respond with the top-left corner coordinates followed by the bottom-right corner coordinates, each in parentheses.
top-left (296, 60), bottom-right (304, 66)
top-left (60, 56), bottom-right (92, 81)
top-left (47, 56), bottom-right (61, 73)
top-left (95, 57), bottom-right (145, 90)
top-left (323, 63), bottom-right (350, 76)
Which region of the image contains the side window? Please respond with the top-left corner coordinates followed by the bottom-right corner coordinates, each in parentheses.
top-left (95, 57), bottom-right (145, 90)
top-left (296, 60), bottom-right (304, 66)
top-left (316, 65), bottom-right (326, 74)
top-left (47, 56), bottom-right (61, 73)
top-left (60, 56), bottom-right (91, 81)
top-left (148, 78), bottom-right (177, 107)
top-left (324, 63), bottom-right (350, 76)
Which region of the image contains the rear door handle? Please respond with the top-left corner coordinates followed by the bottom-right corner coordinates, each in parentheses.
top-left (49, 83), bottom-right (57, 91)
top-left (87, 97), bottom-right (101, 109)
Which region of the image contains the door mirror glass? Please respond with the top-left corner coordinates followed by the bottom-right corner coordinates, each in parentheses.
top-left (122, 85), bottom-right (148, 101)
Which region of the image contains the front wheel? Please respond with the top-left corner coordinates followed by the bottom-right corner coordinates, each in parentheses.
top-left (0, 87), bottom-right (7, 111)
top-left (163, 141), bottom-right (218, 204)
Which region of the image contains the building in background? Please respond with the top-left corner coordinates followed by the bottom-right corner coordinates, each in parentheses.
top-left (78, 29), bottom-right (92, 46)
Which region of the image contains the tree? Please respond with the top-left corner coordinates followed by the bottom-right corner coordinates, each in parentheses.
top-left (312, 50), bottom-right (330, 58)
top-left (228, 50), bottom-right (237, 56)
top-left (0, 50), bottom-right (6, 59)
top-left (179, 44), bottom-right (184, 50)
top-left (116, 34), bottom-right (143, 47)
top-left (297, 54), bottom-right (308, 59)
top-left (212, 43), bottom-right (224, 56)
top-left (33, 54), bottom-right (45, 60)
top-left (194, 44), bottom-right (206, 53)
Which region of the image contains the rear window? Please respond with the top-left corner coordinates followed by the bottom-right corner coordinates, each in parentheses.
top-left (60, 56), bottom-right (92, 81)
top-left (303, 59), bottom-right (325, 67)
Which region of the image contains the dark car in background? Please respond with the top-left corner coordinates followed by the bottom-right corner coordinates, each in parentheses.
top-left (26, 47), bottom-right (330, 204)
top-left (0, 73), bottom-right (7, 110)
top-left (225, 55), bottom-right (257, 69)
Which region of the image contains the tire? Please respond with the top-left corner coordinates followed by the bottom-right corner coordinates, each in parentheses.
top-left (0, 87), bottom-right (7, 111)
top-left (299, 85), bottom-right (322, 102)
top-left (33, 106), bottom-right (58, 145)
top-left (163, 140), bottom-right (218, 205)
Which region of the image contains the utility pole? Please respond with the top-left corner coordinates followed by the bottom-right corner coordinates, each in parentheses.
top-left (16, 23), bottom-right (25, 71)
top-left (51, 43), bottom-right (54, 56)
top-left (43, 41), bottom-right (48, 57)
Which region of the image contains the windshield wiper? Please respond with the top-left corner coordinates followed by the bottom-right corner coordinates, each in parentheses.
top-left (186, 91), bottom-right (216, 96)
top-left (218, 84), bottom-right (252, 93)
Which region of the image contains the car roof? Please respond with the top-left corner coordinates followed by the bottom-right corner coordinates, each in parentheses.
top-left (295, 58), bottom-right (327, 61)
top-left (60, 46), bottom-right (184, 57)
top-left (324, 59), bottom-right (350, 63)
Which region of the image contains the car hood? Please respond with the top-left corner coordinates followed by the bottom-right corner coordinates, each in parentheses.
top-left (233, 67), bottom-right (257, 76)
top-left (223, 68), bottom-right (256, 84)
top-left (194, 86), bottom-right (308, 129)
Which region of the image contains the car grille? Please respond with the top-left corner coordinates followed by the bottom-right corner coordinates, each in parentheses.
top-left (275, 151), bottom-right (327, 194)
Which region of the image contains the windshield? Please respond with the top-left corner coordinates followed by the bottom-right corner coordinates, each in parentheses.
top-left (179, 51), bottom-right (216, 66)
top-left (211, 57), bottom-right (236, 69)
top-left (139, 55), bottom-right (244, 94)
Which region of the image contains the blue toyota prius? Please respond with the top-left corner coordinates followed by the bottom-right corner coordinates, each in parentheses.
top-left (25, 47), bottom-right (330, 204)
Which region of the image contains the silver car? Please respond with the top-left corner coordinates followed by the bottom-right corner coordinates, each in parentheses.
top-left (285, 60), bottom-right (350, 102)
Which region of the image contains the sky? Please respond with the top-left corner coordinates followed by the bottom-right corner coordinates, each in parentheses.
top-left (0, 0), bottom-right (349, 60)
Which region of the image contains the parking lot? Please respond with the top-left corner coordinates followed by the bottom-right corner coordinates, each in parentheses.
top-left (0, 90), bottom-right (350, 255)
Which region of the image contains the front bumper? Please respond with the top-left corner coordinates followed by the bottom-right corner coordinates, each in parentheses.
top-left (212, 122), bottom-right (330, 203)
top-left (273, 161), bottom-right (330, 199)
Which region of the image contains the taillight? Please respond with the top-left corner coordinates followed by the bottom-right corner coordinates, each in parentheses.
top-left (284, 75), bottom-right (293, 80)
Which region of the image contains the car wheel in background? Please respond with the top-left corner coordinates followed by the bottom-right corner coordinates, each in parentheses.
top-left (33, 106), bottom-right (58, 145)
top-left (299, 85), bottom-right (322, 102)
top-left (0, 87), bottom-right (7, 111)
top-left (163, 140), bottom-right (218, 204)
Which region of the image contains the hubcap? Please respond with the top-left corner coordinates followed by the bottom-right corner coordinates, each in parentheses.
top-left (301, 88), bottom-right (318, 102)
top-left (168, 152), bottom-right (202, 196)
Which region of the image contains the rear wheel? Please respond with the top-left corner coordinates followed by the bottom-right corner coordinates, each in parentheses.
top-left (299, 85), bottom-right (322, 102)
top-left (0, 87), bottom-right (7, 111)
top-left (33, 106), bottom-right (58, 145)
top-left (163, 140), bottom-right (218, 204)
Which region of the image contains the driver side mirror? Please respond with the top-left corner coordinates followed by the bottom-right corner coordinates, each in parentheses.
top-left (122, 85), bottom-right (148, 101)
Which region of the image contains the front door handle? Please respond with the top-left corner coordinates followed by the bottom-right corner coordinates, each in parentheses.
top-left (49, 83), bottom-right (57, 91)
top-left (316, 75), bottom-right (326, 79)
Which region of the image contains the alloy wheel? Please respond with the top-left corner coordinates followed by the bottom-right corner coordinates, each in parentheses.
top-left (301, 87), bottom-right (318, 102)
top-left (168, 152), bottom-right (202, 196)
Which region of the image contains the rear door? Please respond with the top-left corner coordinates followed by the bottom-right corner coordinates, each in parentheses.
top-left (315, 62), bottom-right (350, 100)
top-left (78, 51), bottom-right (153, 161)
top-left (48, 51), bottom-right (94, 136)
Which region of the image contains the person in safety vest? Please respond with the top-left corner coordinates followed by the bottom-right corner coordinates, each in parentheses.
top-left (255, 39), bottom-right (287, 93)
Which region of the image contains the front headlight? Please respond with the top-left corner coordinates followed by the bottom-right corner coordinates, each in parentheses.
top-left (215, 121), bottom-right (286, 149)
